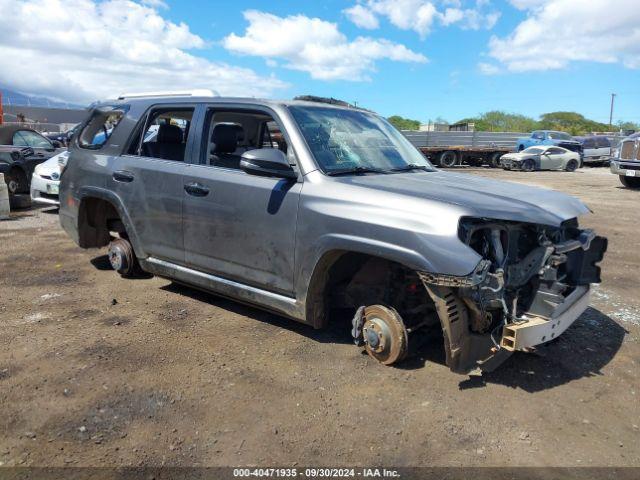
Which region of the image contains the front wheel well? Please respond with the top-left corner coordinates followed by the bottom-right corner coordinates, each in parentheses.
top-left (306, 251), bottom-right (438, 330)
top-left (77, 197), bottom-right (127, 248)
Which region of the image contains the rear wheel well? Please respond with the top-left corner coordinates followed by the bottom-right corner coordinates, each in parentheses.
top-left (77, 197), bottom-right (126, 248)
top-left (307, 251), bottom-right (438, 330)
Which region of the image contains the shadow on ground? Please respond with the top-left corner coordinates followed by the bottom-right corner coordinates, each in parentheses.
top-left (161, 283), bottom-right (626, 392)
top-left (458, 307), bottom-right (627, 392)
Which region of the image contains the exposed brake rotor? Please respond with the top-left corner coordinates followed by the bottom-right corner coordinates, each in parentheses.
top-left (362, 305), bottom-right (408, 365)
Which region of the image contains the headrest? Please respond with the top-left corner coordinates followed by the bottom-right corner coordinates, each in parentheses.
top-left (211, 123), bottom-right (238, 153)
top-left (232, 124), bottom-right (245, 143)
top-left (157, 124), bottom-right (183, 144)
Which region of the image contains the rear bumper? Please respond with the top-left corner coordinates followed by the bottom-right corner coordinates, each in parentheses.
top-left (501, 286), bottom-right (590, 351)
top-left (583, 155), bottom-right (611, 164)
top-left (610, 160), bottom-right (640, 176)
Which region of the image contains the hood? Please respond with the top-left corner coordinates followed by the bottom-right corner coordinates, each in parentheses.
top-left (502, 152), bottom-right (538, 161)
top-left (333, 170), bottom-right (590, 226)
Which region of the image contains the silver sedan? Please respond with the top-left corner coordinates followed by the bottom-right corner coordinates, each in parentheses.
top-left (501, 146), bottom-right (581, 172)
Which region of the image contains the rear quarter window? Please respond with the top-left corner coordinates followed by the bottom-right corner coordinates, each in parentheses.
top-left (78, 107), bottom-right (127, 150)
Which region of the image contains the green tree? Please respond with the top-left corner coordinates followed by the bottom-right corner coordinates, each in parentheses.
top-left (616, 120), bottom-right (640, 132)
top-left (539, 111), bottom-right (609, 135)
top-left (456, 111), bottom-right (539, 132)
top-left (387, 115), bottom-right (421, 130)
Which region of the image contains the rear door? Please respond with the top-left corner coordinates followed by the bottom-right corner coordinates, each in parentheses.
top-left (182, 104), bottom-right (301, 295)
top-left (109, 104), bottom-right (196, 264)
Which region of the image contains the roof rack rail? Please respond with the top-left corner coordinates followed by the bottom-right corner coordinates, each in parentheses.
top-left (116, 89), bottom-right (219, 100)
top-left (294, 95), bottom-right (372, 111)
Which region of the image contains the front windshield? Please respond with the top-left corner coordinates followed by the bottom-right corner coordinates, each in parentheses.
top-left (523, 147), bottom-right (545, 154)
top-left (288, 106), bottom-right (434, 174)
top-left (547, 131), bottom-right (572, 140)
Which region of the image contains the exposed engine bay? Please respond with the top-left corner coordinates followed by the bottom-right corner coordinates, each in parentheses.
top-left (346, 217), bottom-right (607, 374)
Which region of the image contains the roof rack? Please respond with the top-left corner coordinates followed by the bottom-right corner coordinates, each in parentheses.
top-left (116, 89), bottom-right (219, 100)
top-left (294, 95), bottom-right (372, 111)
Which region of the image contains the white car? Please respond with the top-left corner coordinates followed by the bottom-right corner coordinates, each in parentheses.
top-left (500, 146), bottom-right (581, 172)
top-left (30, 150), bottom-right (69, 206)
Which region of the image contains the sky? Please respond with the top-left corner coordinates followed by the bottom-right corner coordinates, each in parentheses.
top-left (0, 0), bottom-right (639, 124)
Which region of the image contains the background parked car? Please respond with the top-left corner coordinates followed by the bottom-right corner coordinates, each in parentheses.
top-left (0, 125), bottom-right (63, 194)
top-left (574, 135), bottom-right (611, 166)
top-left (43, 124), bottom-right (80, 147)
top-left (500, 146), bottom-right (581, 172)
top-left (610, 132), bottom-right (640, 189)
top-left (516, 130), bottom-right (583, 158)
top-left (30, 150), bottom-right (69, 206)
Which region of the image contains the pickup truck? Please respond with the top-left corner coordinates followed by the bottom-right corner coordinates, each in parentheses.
top-left (516, 130), bottom-right (583, 157)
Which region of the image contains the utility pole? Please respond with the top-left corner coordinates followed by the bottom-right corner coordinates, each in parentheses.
top-left (609, 93), bottom-right (616, 130)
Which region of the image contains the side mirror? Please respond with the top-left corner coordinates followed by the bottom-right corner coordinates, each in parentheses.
top-left (240, 149), bottom-right (297, 179)
top-left (51, 140), bottom-right (62, 149)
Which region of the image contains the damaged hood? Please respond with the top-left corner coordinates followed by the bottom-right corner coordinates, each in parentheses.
top-left (334, 170), bottom-right (590, 225)
top-left (501, 152), bottom-right (539, 161)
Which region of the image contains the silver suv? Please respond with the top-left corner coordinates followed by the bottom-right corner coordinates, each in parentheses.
top-left (59, 93), bottom-right (607, 374)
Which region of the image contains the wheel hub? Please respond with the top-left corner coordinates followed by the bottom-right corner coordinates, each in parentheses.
top-left (363, 318), bottom-right (388, 352)
top-left (360, 306), bottom-right (408, 365)
top-left (108, 247), bottom-right (123, 271)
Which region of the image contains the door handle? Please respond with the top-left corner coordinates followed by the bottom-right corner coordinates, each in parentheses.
top-left (113, 170), bottom-right (134, 182)
top-left (184, 182), bottom-right (210, 197)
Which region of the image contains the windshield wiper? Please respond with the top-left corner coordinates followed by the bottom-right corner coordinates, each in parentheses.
top-left (388, 163), bottom-right (432, 173)
top-left (326, 166), bottom-right (388, 176)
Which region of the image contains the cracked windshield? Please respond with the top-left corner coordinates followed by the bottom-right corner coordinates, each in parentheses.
top-left (289, 106), bottom-right (434, 174)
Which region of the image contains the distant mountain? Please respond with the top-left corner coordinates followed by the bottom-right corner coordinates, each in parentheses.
top-left (0, 87), bottom-right (83, 109)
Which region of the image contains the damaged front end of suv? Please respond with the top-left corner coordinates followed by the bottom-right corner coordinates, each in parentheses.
top-left (418, 218), bottom-right (607, 374)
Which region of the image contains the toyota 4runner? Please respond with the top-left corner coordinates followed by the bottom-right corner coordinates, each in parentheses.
top-left (59, 93), bottom-right (607, 374)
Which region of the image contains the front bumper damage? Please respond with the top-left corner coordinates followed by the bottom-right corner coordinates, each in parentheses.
top-left (419, 221), bottom-right (607, 374)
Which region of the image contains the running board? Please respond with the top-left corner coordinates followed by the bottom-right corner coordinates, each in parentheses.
top-left (141, 257), bottom-right (303, 321)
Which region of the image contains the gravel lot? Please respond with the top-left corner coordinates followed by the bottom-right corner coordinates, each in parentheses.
top-left (1, 166), bottom-right (639, 468)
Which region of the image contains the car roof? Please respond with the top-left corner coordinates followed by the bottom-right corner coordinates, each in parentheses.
top-left (0, 125), bottom-right (43, 145)
top-left (93, 95), bottom-right (371, 113)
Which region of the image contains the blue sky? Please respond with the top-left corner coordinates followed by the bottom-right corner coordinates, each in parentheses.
top-left (1, 0), bottom-right (639, 125)
top-left (170, 0), bottom-right (639, 124)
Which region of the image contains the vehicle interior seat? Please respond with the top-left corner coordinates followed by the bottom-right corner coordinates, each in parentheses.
top-left (210, 123), bottom-right (242, 169)
top-left (143, 124), bottom-right (185, 161)
top-left (232, 124), bottom-right (249, 155)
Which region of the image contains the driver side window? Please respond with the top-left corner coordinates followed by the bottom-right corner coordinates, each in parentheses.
top-left (202, 108), bottom-right (289, 170)
top-left (13, 130), bottom-right (52, 148)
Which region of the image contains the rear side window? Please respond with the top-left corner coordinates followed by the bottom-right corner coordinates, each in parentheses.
top-left (582, 137), bottom-right (595, 148)
top-left (596, 137), bottom-right (610, 147)
top-left (79, 107), bottom-right (126, 150)
top-left (127, 107), bottom-right (194, 162)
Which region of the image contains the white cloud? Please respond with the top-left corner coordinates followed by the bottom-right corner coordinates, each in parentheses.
top-left (344, 4), bottom-right (379, 29)
top-left (477, 62), bottom-right (500, 74)
top-left (344, 0), bottom-right (500, 37)
top-left (0, 0), bottom-right (287, 104)
top-left (223, 10), bottom-right (427, 81)
top-left (489, 0), bottom-right (640, 72)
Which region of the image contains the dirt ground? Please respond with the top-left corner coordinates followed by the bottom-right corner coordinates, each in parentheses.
top-left (1, 166), bottom-right (639, 468)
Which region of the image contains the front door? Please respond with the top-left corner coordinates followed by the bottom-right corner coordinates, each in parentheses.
top-left (182, 105), bottom-right (300, 295)
top-left (545, 147), bottom-right (566, 169)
